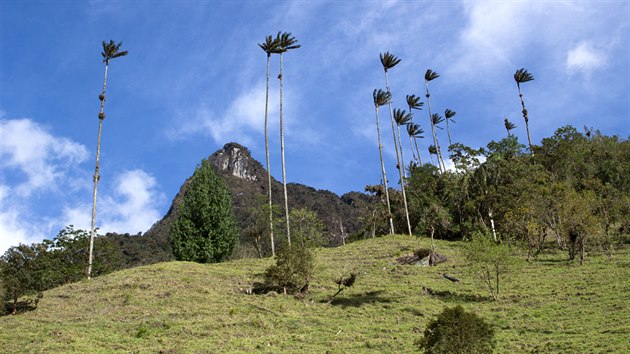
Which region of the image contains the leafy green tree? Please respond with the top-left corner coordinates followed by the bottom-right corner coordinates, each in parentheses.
top-left (274, 31), bottom-right (301, 245)
top-left (290, 208), bottom-right (326, 248)
top-left (171, 159), bottom-right (239, 263)
top-left (373, 89), bottom-right (395, 235)
top-left (380, 52), bottom-right (412, 236)
top-left (1, 244), bottom-right (46, 315)
top-left (258, 35), bottom-right (280, 257)
top-left (514, 68), bottom-right (535, 154)
top-left (417, 305), bottom-right (495, 354)
top-left (88, 40), bottom-right (128, 279)
top-left (465, 232), bottom-right (513, 300)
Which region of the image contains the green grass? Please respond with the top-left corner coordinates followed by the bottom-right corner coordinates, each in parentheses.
top-left (1, 235), bottom-right (629, 353)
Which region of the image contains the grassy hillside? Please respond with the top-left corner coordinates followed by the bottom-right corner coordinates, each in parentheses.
top-left (1, 236), bottom-right (629, 353)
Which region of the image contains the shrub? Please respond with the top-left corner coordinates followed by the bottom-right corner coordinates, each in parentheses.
top-left (264, 242), bottom-right (314, 294)
top-left (464, 231), bottom-right (513, 300)
top-left (417, 305), bottom-right (495, 354)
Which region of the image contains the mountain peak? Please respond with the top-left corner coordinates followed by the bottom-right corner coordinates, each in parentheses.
top-left (209, 142), bottom-right (259, 182)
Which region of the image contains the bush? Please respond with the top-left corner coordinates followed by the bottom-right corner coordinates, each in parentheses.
top-left (171, 159), bottom-right (239, 263)
top-left (464, 232), bottom-right (513, 300)
top-left (264, 242), bottom-right (314, 294)
top-left (417, 305), bottom-right (495, 354)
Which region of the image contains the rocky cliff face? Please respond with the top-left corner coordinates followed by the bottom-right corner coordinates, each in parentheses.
top-left (143, 142), bottom-right (376, 254)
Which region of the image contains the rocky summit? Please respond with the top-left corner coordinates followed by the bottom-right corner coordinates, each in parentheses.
top-left (143, 142), bottom-right (376, 255)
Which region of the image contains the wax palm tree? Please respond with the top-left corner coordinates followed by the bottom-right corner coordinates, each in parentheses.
top-left (504, 117), bottom-right (517, 137)
top-left (87, 40), bottom-right (128, 279)
top-left (274, 32), bottom-right (300, 245)
top-left (431, 112), bottom-right (447, 172)
top-left (444, 108), bottom-right (456, 147)
top-left (393, 108), bottom-right (412, 179)
top-left (258, 35), bottom-right (279, 256)
top-left (380, 52), bottom-right (412, 236)
top-left (406, 123), bottom-right (424, 165)
top-left (373, 89), bottom-right (395, 235)
top-left (406, 94), bottom-right (424, 164)
top-left (428, 144), bottom-right (437, 165)
top-left (424, 69), bottom-right (446, 173)
top-left (514, 68), bottom-right (535, 154)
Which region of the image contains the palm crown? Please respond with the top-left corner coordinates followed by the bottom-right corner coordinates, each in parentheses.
top-left (406, 94), bottom-right (424, 110)
top-left (274, 32), bottom-right (300, 53)
top-left (504, 118), bottom-right (517, 131)
top-left (444, 108), bottom-right (456, 122)
top-left (407, 123), bottom-right (424, 138)
top-left (431, 113), bottom-right (444, 127)
top-left (380, 51), bottom-right (401, 72)
top-left (393, 108), bottom-right (413, 125)
top-left (258, 35), bottom-right (279, 56)
top-left (101, 40), bottom-right (128, 64)
top-left (514, 68), bottom-right (534, 84)
top-left (373, 89), bottom-right (392, 107)
top-left (425, 69), bottom-right (440, 82)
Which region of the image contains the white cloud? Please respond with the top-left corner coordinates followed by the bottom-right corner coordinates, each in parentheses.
top-left (169, 82), bottom-right (277, 145)
top-left (61, 169), bottom-right (164, 235)
top-left (566, 41), bottom-right (606, 77)
top-left (0, 118), bottom-right (88, 196)
top-left (0, 117), bottom-right (164, 254)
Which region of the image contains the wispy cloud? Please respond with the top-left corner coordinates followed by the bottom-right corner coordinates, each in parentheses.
top-left (566, 41), bottom-right (607, 78)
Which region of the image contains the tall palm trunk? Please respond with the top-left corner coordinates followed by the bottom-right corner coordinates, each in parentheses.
top-left (413, 137), bottom-right (422, 165)
top-left (445, 118), bottom-right (453, 147)
top-left (517, 83), bottom-right (534, 154)
top-left (278, 53), bottom-right (291, 244)
top-left (396, 123), bottom-right (408, 179)
top-left (384, 74), bottom-right (412, 236)
top-left (425, 82), bottom-right (446, 173)
top-left (407, 133), bottom-right (417, 164)
top-left (375, 105), bottom-right (394, 235)
top-left (263, 52), bottom-right (275, 257)
top-left (87, 62), bottom-right (109, 279)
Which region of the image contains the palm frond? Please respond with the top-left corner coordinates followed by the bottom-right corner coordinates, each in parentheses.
top-left (393, 108), bottom-right (412, 125)
top-left (101, 40), bottom-right (127, 63)
top-left (425, 69), bottom-right (440, 81)
top-left (431, 113), bottom-right (444, 126)
top-left (373, 89), bottom-right (391, 107)
top-left (258, 35), bottom-right (279, 55)
top-left (428, 145), bottom-right (437, 155)
top-left (514, 68), bottom-right (534, 83)
top-left (504, 118), bottom-right (517, 131)
top-left (273, 32), bottom-right (300, 53)
top-left (406, 94), bottom-right (424, 110)
top-left (444, 109), bottom-right (456, 119)
top-left (380, 51), bottom-right (401, 71)
top-left (407, 123), bottom-right (424, 138)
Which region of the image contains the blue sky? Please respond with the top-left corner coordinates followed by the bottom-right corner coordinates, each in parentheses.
top-left (1, 0), bottom-right (628, 252)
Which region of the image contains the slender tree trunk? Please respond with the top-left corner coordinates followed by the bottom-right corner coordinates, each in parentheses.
top-left (385, 72), bottom-right (412, 236)
top-left (425, 81), bottom-right (444, 173)
top-left (263, 53), bottom-right (275, 257)
top-left (407, 133), bottom-right (417, 164)
top-left (396, 123), bottom-right (408, 179)
top-left (413, 137), bottom-right (423, 165)
top-left (87, 62), bottom-right (109, 280)
top-left (278, 53), bottom-right (291, 244)
top-left (518, 83), bottom-right (534, 155)
top-left (375, 106), bottom-right (394, 235)
top-left (446, 119), bottom-right (453, 147)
